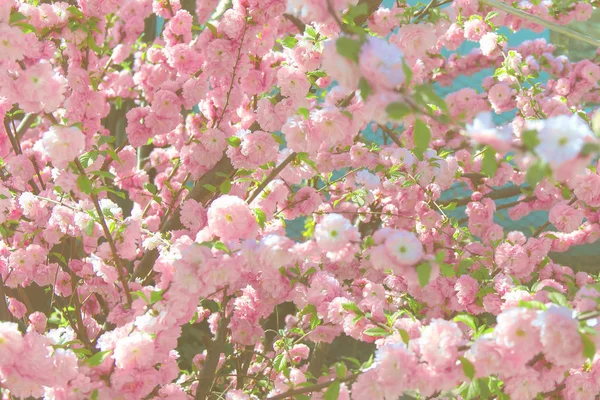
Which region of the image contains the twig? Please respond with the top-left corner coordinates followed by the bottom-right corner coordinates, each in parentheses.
top-left (283, 13), bottom-right (306, 32)
top-left (267, 374), bottom-right (359, 400)
top-left (195, 294), bottom-right (231, 400)
top-left (247, 152), bottom-right (296, 204)
top-left (75, 158), bottom-right (132, 306)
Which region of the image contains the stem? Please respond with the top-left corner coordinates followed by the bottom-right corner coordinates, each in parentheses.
top-left (212, 20), bottom-right (249, 129)
top-left (307, 342), bottom-right (330, 378)
top-left (267, 374), bottom-right (358, 400)
top-left (438, 185), bottom-right (523, 207)
top-left (0, 276), bottom-right (12, 322)
top-left (378, 124), bottom-right (403, 147)
top-left (480, 0), bottom-right (600, 48)
top-left (195, 295), bottom-right (231, 400)
top-left (75, 159), bottom-right (132, 306)
top-left (247, 152), bottom-right (296, 204)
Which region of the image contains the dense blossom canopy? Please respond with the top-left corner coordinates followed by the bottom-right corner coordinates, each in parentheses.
top-left (1, 0), bottom-right (600, 399)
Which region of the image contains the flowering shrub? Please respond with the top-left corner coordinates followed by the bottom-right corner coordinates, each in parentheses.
top-left (2, 0), bottom-right (600, 398)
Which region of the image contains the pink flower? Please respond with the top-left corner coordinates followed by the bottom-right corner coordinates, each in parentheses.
top-left (455, 275), bottom-right (478, 307)
top-left (314, 214), bottom-right (358, 252)
top-left (392, 23), bottom-right (437, 60)
top-left (549, 201), bottom-right (584, 233)
top-left (419, 319), bottom-right (464, 370)
top-left (320, 38), bottom-right (361, 91)
top-left (207, 195), bottom-right (259, 242)
top-left (480, 32), bottom-right (501, 57)
top-left (41, 125), bottom-right (86, 169)
top-left (384, 230), bottom-right (423, 266)
top-left (0, 322), bottom-right (25, 367)
top-left (359, 36), bottom-right (405, 92)
top-left (463, 18), bottom-right (488, 41)
top-left (533, 305), bottom-right (583, 367)
top-left (495, 308), bottom-right (542, 363)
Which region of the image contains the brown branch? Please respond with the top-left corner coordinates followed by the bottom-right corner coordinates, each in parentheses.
top-left (195, 295), bottom-right (231, 400)
top-left (0, 276), bottom-right (12, 322)
top-left (438, 185), bottom-right (524, 207)
top-left (267, 374), bottom-right (358, 400)
top-left (247, 152), bottom-right (296, 204)
top-left (75, 159), bottom-right (132, 306)
top-left (378, 124), bottom-right (403, 147)
top-left (132, 156), bottom-right (235, 281)
top-left (283, 13), bottom-right (306, 32)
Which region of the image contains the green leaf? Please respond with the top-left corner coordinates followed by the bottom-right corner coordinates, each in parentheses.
top-left (363, 327), bottom-right (390, 337)
top-left (481, 147), bottom-right (497, 178)
top-left (226, 137), bottom-right (241, 147)
top-left (342, 302), bottom-right (362, 314)
top-left (86, 350), bottom-right (112, 367)
top-left (213, 241), bottom-right (229, 253)
top-left (592, 109), bottom-right (600, 137)
top-left (334, 362), bottom-right (347, 379)
top-left (145, 183), bottom-right (158, 194)
top-left (9, 12), bottom-right (27, 24)
top-left (90, 170), bottom-right (116, 179)
top-left (439, 263), bottom-right (455, 277)
top-left (273, 353), bottom-right (287, 372)
top-left (581, 142), bottom-right (600, 157)
top-left (298, 107), bottom-right (309, 119)
top-left (402, 60), bottom-right (413, 86)
top-left (485, 11), bottom-right (499, 21)
top-left (399, 328), bottom-right (410, 346)
top-left (219, 179), bottom-right (231, 194)
top-left (202, 184), bottom-right (217, 192)
top-left (335, 37), bottom-right (361, 63)
top-left (205, 22), bottom-right (218, 37)
top-left (416, 262), bottom-right (432, 287)
top-left (280, 36), bottom-right (298, 48)
top-left (415, 84), bottom-right (449, 115)
top-left (454, 314), bottom-right (478, 331)
top-left (84, 219), bottom-right (95, 236)
top-left (459, 356), bottom-right (476, 380)
top-left (79, 151), bottom-right (99, 168)
top-left (547, 292), bottom-right (568, 307)
top-left (358, 77), bottom-right (372, 101)
top-left (324, 380), bottom-right (340, 400)
top-left (413, 119), bottom-right (431, 160)
top-left (386, 102), bottom-right (411, 120)
top-left (441, 201), bottom-right (457, 211)
top-left (254, 208), bottom-right (267, 229)
top-left (150, 290), bottom-right (163, 305)
top-left (77, 175), bottom-right (93, 194)
top-left (521, 129), bottom-right (540, 151)
top-left (582, 333), bottom-right (596, 359)
top-left (90, 389), bottom-right (99, 400)
top-left (525, 160), bottom-right (547, 187)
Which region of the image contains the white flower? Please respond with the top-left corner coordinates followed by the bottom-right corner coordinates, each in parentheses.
top-left (384, 230), bottom-right (423, 265)
top-left (533, 114), bottom-right (593, 167)
top-left (41, 125), bottom-right (86, 169)
top-left (314, 214), bottom-right (354, 252)
top-left (356, 170), bottom-right (381, 190)
top-left (465, 112), bottom-right (513, 151)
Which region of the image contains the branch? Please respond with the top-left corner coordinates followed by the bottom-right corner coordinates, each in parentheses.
top-left (438, 185), bottom-right (523, 207)
top-left (247, 152), bottom-right (296, 204)
top-left (267, 374), bottom-right (359, 400)
top-left (194, 295), bottom-right (231, 400)
top-left (0, 276), bottom-right (12, 322)
top-left (75, 159), bottom-right (132, 306)
top-left (378, 124), bottom-right (403, 148)
top-left (15, 113), bottom-right (37, 141)
top-left (479, 0), bottom-right (600, 48)
top-left (132, 156), bottom-right (234, 281)
top-left (283, 13), bottom-right (306, 32)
